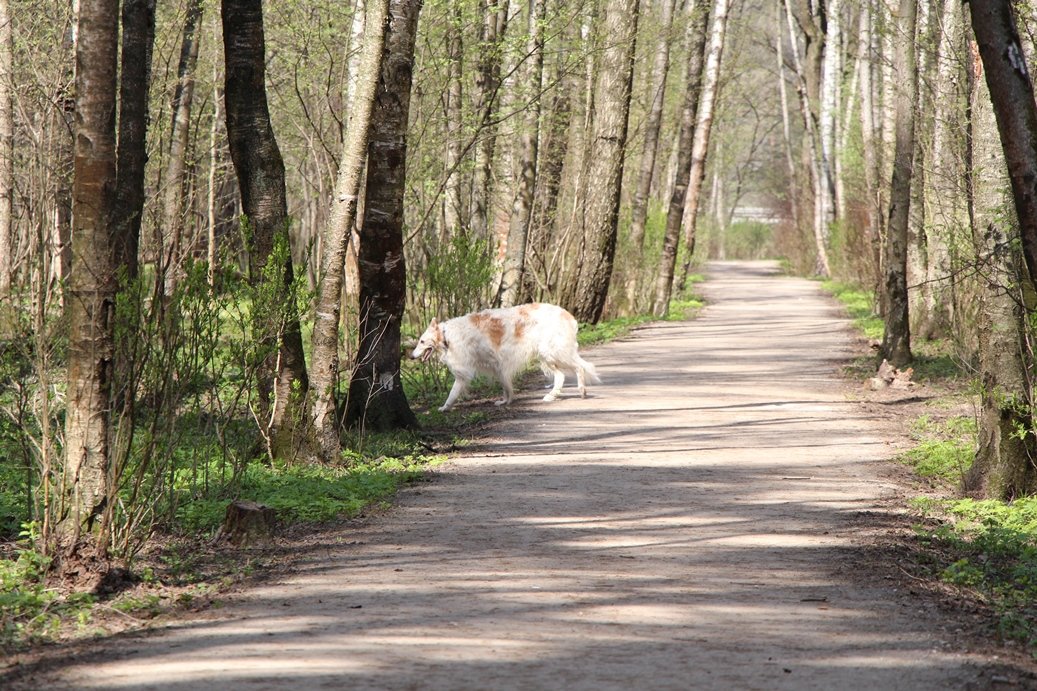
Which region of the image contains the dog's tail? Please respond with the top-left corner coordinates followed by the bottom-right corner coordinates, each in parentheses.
top-left (577, 356), bottom-right (601, 384)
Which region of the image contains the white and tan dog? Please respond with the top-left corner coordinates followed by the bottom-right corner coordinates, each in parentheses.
top-left (411, 303), bottom-right (600, 412)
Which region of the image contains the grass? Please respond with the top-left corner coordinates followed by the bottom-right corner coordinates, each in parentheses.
top-left (822, 280), bottom-right (884, 340)
top-left (911, 496), bottom-right (1037, 654)
top-left (898, 414), bottom-right (976, 485)
top-left (0, 439), bottom-right (444, 652)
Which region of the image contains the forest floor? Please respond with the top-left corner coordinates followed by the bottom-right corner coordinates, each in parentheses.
top-left (5, 259), bottom-right (1037, 689)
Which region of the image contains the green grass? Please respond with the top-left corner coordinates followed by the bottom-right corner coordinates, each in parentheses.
top-left (821, 280), bottom-right (884, 340)
top-left (911, 496), bottom-right (1037, 654)
top-left (175, 448), bottom-right (444, 534)
top-left (898, 414), bottom-right (976, 484)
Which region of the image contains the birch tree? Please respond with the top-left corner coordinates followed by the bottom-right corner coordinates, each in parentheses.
top-left (624, 0), bottom-right (677, 311)
top-left (564, 0), bottom-right (640, 323)
top-left (57, 0), bottom-right (121, 577)
top-left (345, 0), bottom-right (422, 431)
top-left (309, 0), bottom-right (388, 461)
top-left (499, 0), bottom-right (546, 307)
top-left (652, 0), bottom-right (709, 316)
top-left (676, 0), bottom-right (730, 290)
top-left (880, 0), bottom-right (918, 368)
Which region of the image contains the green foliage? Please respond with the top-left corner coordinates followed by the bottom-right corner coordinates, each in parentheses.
top-left (912, 497), bottom-right (1037, 653)
top-left (722, 221), bottom-right (773, 260)
top-left (821, 280), bottom-right (884, 340)
top-left (176, 449), bottom-right (443, 534)
top-left (898, 414), bottom-right (976, 483)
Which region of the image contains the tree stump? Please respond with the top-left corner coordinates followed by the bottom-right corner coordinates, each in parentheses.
top-left (215, 500), bottom-right (277, 547)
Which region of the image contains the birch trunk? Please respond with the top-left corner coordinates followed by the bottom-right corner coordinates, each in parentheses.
top-left (345, 0), bottom-right (422, 431)
top-left (58, 0), bottom-right (120, 576)
top-left (963, 30), bottom-right (1037, 499)
top-left (880, 0), bottom-right (919, 367)
top-left (675, 0), bottom-right (730, 290)
top-left (161, 0), bottom-right (203, 297)
top-left (309, 0), bottom-right (388, 461)
top-left (565, 0), bottom-right (640, 323)
top-left (499, 0), bottom-right (545, 307)
top-left (651, 0), bottom-right (709, 316)
top-left (0, 0), bottom-right (12, 296)
top-left (624, 0), bottom-right (677, 312)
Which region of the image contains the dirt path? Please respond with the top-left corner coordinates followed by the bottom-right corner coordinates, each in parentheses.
top-left (10, 260), bottom-right (1022, 689)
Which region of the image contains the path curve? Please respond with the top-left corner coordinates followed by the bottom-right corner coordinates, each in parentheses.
top-left (13, 261), bottom-right (1008, 689)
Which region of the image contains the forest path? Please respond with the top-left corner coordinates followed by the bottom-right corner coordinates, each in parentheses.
top-left (18, 260), bottom-right (1011, 689)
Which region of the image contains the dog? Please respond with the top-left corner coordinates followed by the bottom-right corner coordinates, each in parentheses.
top-left (411, 303), bottom-right (600, 412)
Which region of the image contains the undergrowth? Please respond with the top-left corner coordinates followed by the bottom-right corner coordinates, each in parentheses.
top-left (1, 442), bottom-right (443, 652)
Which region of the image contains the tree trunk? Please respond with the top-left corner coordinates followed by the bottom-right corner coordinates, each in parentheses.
top-left (775, 0), bottom-right (800, 235)
top-left (819, 0), bottom-right (841, 228)
top-left (624, 0), bottom-right (677, 312)
top-left (499, 0), bottom-right (545, 307)
top-left (58, 0), bottom-right (121, 578)
top-left (651, 0), bottom-right (709, 316)
top-left (470, 0), bottom-right (508, 239)
top-left (0, 0), bottom-right (12, 297)
top-left (964, 3), bottom-right (1037, 498)
top-left (345, 0), bottom-right (422, 432)
top-left (880, 0), bottom-right (918, 368)
top-left (309, 0), bottom-right (388, 461)
top-left (222, 0), bottom-right (310, 456)
top-left (441, 0), bottom-right (463, 240)
top-left (563, 0), bottom-right (640, 323)
top-left (969, 0), bottom-right (1037, 295)
top-left (111, 0), bottom-right (156, 280)
top-left (783, 0), bottom-right (831, 277)
top-left (161, 0), bottom-right (203, 296)
top-left (918, 0), bottom-right (964, 341)
top-left (675, 0), bottom-right (731, 291)
top-left (963, 37), bottom-right (1037, 500)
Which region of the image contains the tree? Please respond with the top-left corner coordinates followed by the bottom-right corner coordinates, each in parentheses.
top-left (651, 0), bottom-right (709, 316)
top-left (624, 0), bottom-right (677, 312)
top-left (160, 0), bottom-right (203, 296)
top-left (498, 0), bottom-right (546, 307)
top-left (880, 0), bottom-right (918, 368)
top-left (111, 0), bottom-right (157, 279)
top-left (675, 0), bottom-right (731, 290)
top-left (309, 0), bottom-right (389, 461)
top-left (0, 0), bottom-right (12, 297)
top-left (345, 0), bottom-right (422, 432)
top-left (964, 0), bottom-right (1037, 498)
top-left (222, 0), bottom-right (310, 455)
top-left (969, 0), bottom-right (1037, 294)
top-left (57, 0), bottom-right (121, 578)
top-left (564, 0), bottom-right (641, 323)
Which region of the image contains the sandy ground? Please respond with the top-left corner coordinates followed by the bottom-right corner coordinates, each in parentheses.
top-left (7, 260), bottom-right (1032, 689)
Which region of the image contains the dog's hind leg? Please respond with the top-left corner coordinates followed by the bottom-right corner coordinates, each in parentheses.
top-left (440, 377), bottom-right (470, 412)
top-left (576, 367), bottom-right (587, 398)
top-left (543, 369), bottom-right (565, 401)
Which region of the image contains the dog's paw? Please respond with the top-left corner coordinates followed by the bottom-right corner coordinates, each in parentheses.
top-left (494, 399), bottom-right (509, 406)
top-left (542, 392), bottom-right (558, 402)
top-left (438, 404), bottom-right (452, 412)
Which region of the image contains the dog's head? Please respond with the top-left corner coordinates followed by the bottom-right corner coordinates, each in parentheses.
top-left (411, 318), bottom-right (444, 362)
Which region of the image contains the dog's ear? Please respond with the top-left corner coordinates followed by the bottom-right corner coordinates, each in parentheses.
top-left (430, 317), bottom-right (438, 328)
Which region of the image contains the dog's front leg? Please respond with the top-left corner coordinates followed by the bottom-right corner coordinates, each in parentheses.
top-left (496, 376), bottom-right (514, 406)
top-left (440, 377), bottom-right (469, 412)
